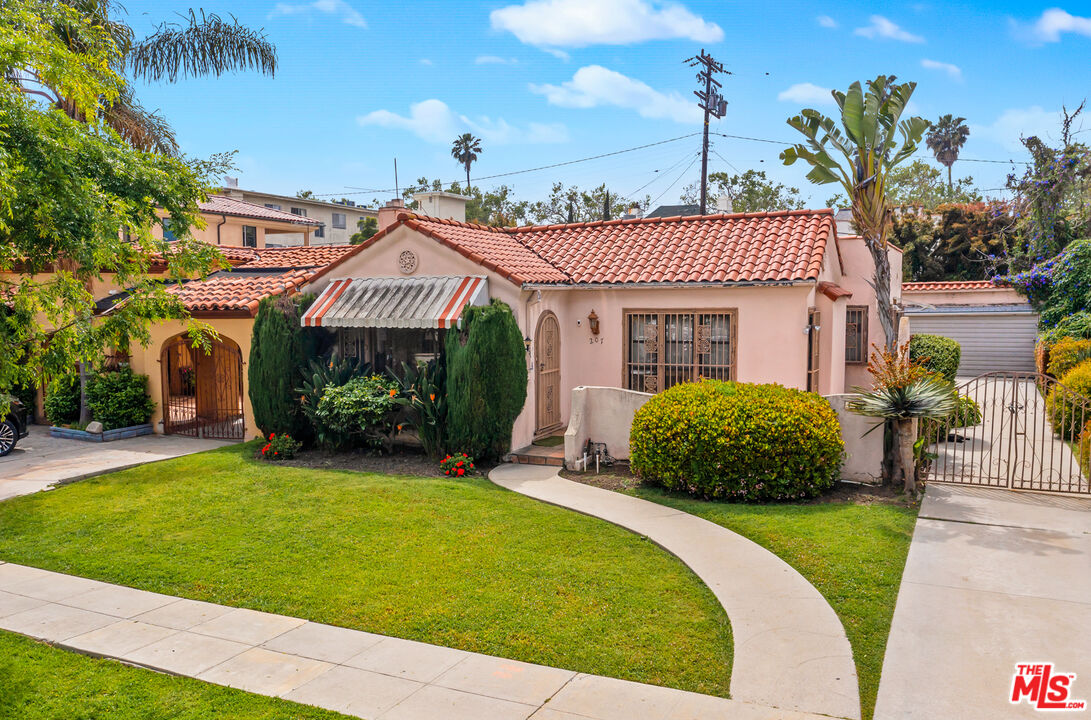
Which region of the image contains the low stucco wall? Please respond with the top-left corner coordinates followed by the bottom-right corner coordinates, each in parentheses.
top-left (826, 394), bottom-right (884, 484)
top-left (563, 385), bottom-right (884, 483)
top-left (563, 386), bottom-right (652, 467)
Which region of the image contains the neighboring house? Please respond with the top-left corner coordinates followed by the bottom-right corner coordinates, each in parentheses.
top-left (156, 195), bottom-right (323, 249)
top-left (220, 184), bottom-right (377, 247)
top-left (300, 201), bottom-right (897, 452)
top-left (903, 280), bottom-right (1037, 375)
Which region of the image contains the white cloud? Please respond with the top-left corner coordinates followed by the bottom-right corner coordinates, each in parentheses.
top-left (920, 58), bottom-right (962, 80)
top-left (529, 65), bottom-right (702, 124)
top-left (1021, 8), bottom-right (1091, 43)
top-left (777, 82), bottom-right (835, 106)
top-left (854, 15), bottom-right (924, 42)
top-left (357, 99), bottom-right (568, 145)
top-left (270, 0), bottom-right (366, 28)
top-left (490, 0), bottom-right (723, 48)
top-left (475, 55), bottom-right (518, 65)
top-left (817, 15), bottom-right (838, 28)
top-left (971, 106), bottom-right (1060, 153)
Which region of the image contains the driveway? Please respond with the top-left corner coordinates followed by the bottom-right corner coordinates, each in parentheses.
top-left (875, 483), bottom-right (1091, 719)
top-left (0, 425), bottom-right (231, 501)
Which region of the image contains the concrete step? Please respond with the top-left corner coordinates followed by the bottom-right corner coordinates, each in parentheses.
top-left (509, 443), bottom-right (564, 467)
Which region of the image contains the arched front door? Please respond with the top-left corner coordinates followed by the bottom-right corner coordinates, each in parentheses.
top-left (161, 334), bottom-right (244, 440)
top-left (535, 312), bottom-right (562, 434)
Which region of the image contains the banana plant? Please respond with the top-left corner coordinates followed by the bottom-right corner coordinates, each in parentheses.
top-left (782, 75), bottom-right (930, 351)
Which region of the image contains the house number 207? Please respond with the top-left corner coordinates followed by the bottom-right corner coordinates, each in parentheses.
top-left (588, 336), bottom-right (605, 344)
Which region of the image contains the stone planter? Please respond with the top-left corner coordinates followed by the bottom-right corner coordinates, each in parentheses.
top-left (49, 423), bottom-right (154, 443)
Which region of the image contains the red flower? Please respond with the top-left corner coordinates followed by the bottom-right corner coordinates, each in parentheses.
top-left (456, 461), bottom-right (463, 467)
top-left (269, 433), bottom-right (276, 440)
top-left (445, 469), bottom-right (450, 475)
top-left (456, 468), bottom-right (465, 476)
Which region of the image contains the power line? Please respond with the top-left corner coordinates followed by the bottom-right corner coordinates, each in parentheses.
top-left (649, 151), bottom-right (701, 208)
top-left (620, 150), bottom-right (697, 201)
top-left (316, 132), bottom-right (702, 198)
top-left (711, 131), bottom-right (1031, 165)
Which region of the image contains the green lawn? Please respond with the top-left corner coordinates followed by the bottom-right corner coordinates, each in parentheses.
top-left (629, 486), bottom-right (917, 720)
top-left (0, 631), bottom-right (350, 719)
top-left (0, 445), bottom-right (731, 698)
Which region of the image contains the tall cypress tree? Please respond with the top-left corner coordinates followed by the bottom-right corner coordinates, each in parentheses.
top-left (445, 299), bottom-right (527, 461)
top-left (248, 294), bottom-right (315, 440)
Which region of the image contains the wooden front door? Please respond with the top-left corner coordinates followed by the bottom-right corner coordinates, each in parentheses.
top-left (535, 312), bottom-right (561, 433)
top-left (807, 308), bottom-right (821, 392)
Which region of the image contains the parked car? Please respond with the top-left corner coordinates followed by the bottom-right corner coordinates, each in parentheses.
top-left (1, 397), bottom-right (29, 457)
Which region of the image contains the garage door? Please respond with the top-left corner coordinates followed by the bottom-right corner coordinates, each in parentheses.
top-left (907, 310), bottom-right (1039, 376)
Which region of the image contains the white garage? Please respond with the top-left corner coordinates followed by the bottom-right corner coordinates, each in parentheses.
top-left (905, 306), bottom-right (1039, 376)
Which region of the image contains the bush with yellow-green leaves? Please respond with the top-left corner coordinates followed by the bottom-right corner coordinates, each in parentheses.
top-left (630, 380), bottom-right (843, 502)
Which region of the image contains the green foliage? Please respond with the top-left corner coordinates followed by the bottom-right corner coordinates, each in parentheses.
top-left (909, 334), bottom-right (961, 382)
top-left (441, 453), bottom-right (475, 477)
top-left (85, 367), bottom-right (154, 430)
top-left (630, 381), bottom-right (844, 502)
top-left (258, 432), bottom-right (301, 461)
top-left (296, 354), bottom-right (369, 447)
top-left (1041, 312), bottom-right (1091, 344)
top-left (1079, 420), bottom-right (1091, 477)
top-left (350, 216), bottom-right (378, 244)
top-left (0, 0), bottom-right (227, 414)
top-left (314, 375), bottom-right (399, 452)
top-left (451, 133), bottom-right (482, 192)
top-left (43, 374), bottom-right (80, 426)
top-left (920, 394), bottom-right (981, 443)
top-left (1008, 240), bottom-right (1091, 332)
top-left (248, 295), bottom-right (315, 440)
top-left (925, 115), bottom-right (971, 191)
top-left (847, 375), bottom-right (958, 421)
top-left (1046, 337), bottom-right (1091, 378)
top-left (392, 360), bottom-right (447, 457)
top-left (527, 182), bottom-right (635, 225)
top-left (445, 299), bottom-right (528, 462)
top-left (1046, 359), bottom-right (1091, 439)
top-left (680, 170), bottom-right (805, 212)
top-left (895, 202), bottom-right (1011, 281)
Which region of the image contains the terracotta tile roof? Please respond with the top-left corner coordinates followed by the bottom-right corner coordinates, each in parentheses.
top-left (168, 269), bottom-right (318, 316)
top-left (902, 280), bottom-right (1008, 292)
top-left (239, 245), bottom-right (358, 269)
top-left (200, 195), bottom-right (322, 226)
top-left (818, 281), bottom-right (853, 300)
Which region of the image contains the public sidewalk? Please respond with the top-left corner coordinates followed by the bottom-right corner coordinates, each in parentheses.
top-left (0, 562), bottom-right (835, 720)
top-left (875, 483), bottom-right (1091, 719)
top-left (489, 464), bottom-right (861, 720)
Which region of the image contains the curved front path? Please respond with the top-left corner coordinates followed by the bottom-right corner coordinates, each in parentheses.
top-left (490, 465), bottom-right (861, 720)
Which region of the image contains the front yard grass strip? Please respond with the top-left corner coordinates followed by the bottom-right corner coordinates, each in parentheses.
top-left (0, 630), bottom-right (351, 719)
top-left (629, 487), bottom-right (917, 720)
top-left (0, 444), bottom-right (731, 698)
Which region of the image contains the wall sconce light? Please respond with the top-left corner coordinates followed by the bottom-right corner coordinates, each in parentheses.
top-left (524, 336), bottom-right (532, 353)
top-left (587, 309), bottom-right (600, 335)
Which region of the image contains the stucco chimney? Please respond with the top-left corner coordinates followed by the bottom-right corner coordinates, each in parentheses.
top-left (377, 198), bottom-right (406, 231)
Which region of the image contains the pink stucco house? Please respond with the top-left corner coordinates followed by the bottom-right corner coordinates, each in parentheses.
top-left (300, 204), bottom-right (901, 452)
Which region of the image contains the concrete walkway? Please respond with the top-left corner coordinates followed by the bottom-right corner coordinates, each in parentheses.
top-left (875, 484), bottom-right (1091, 719)
top-left (0, 425), bottom-right (230, 501)
top-left (0, 562), bottom-right (835, 720)
top-left (490, 464), bottom-right (861, 720)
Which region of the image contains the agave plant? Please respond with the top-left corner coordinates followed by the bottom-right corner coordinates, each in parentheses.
top-left (847, 344), bottom-right (957, 493)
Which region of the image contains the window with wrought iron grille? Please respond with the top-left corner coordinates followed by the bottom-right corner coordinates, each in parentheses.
top-left (845, 306), bottom-right (868, 364)
top-left (624, 310), bottom-right (736, 393)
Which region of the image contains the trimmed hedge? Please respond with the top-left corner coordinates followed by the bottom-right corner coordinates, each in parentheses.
top-left (630, 380), bottom-right (844, 502)
top-left (1046, 359), bottom-right (1091, 439)
top-left (445, 299), bottom-right (527, 462)
top-left (909, 334), bottom-right (961, 382)
top-left (43, 374), bottom-right (80, 426)
top-left (86, 368), bottom-right (155, 430)
top-left (1046, 337), bottom-right (1091, 379)
top-left (249, 294), bottom-right (316, 441)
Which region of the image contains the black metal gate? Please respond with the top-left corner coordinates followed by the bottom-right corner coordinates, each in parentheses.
top-left (161, 336), bottom-right (244, 440)
top-left (929, 372), bottom-right (1091, 495)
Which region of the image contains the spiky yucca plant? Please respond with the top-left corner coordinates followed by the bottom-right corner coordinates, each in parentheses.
top-left (847, 344), bottom-right (957, 493)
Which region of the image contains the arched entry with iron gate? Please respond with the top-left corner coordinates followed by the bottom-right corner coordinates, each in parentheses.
top-left (160, 334), bottom-right (245, 440)
top-left (929, 372), bottom-right (1090, 495)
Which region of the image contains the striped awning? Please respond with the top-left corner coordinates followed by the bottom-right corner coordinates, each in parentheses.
top-left (301, 276), bottom-right (488, 329)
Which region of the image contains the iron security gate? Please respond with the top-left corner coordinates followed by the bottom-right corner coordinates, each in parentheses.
top-left (930, 372), bottom-right (1091, 495)
top-left (161, 336), bottom-right (245, 440)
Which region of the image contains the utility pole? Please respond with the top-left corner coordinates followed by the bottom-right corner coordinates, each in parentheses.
top-left (684, 49), bottom-right (728, 215)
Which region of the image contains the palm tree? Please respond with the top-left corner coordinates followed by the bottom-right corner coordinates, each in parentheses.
top-left (781, 75), bottom-right (929, 352)
top-left (926, 115), bottom-right (970, 194)
top-left (847, 345), bottom-right (958, 493)
top-left (43, 2), bottom-right (277, 155)
top-left (451, 134), bottom-right (482, 195)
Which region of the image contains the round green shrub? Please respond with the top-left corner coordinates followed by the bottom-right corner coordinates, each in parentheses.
top-left (86, 367), bottom-right (155, 430)
top-left (314, 374), bottom-right (399, 451)
top-left (1045, 337), bottom-right (1091, 378)
top-left (43, 374), bottom-right (80, 426)
top-left (1046, 359), bottom-right (1091, 439)
top-left (630, 380), bottom-right (844, 502)
top-left (909, 334), bottom-right (961, 382)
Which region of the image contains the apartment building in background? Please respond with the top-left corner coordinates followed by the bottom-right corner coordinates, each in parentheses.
top-left (221, 178), bottom-right (377, 247)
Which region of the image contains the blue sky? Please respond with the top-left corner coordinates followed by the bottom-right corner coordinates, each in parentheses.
top-left (125, 0), bottom-right (1091, 208)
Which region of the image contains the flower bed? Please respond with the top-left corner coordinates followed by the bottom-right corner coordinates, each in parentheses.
top-left (50, 424), bottom-right (153, 443)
